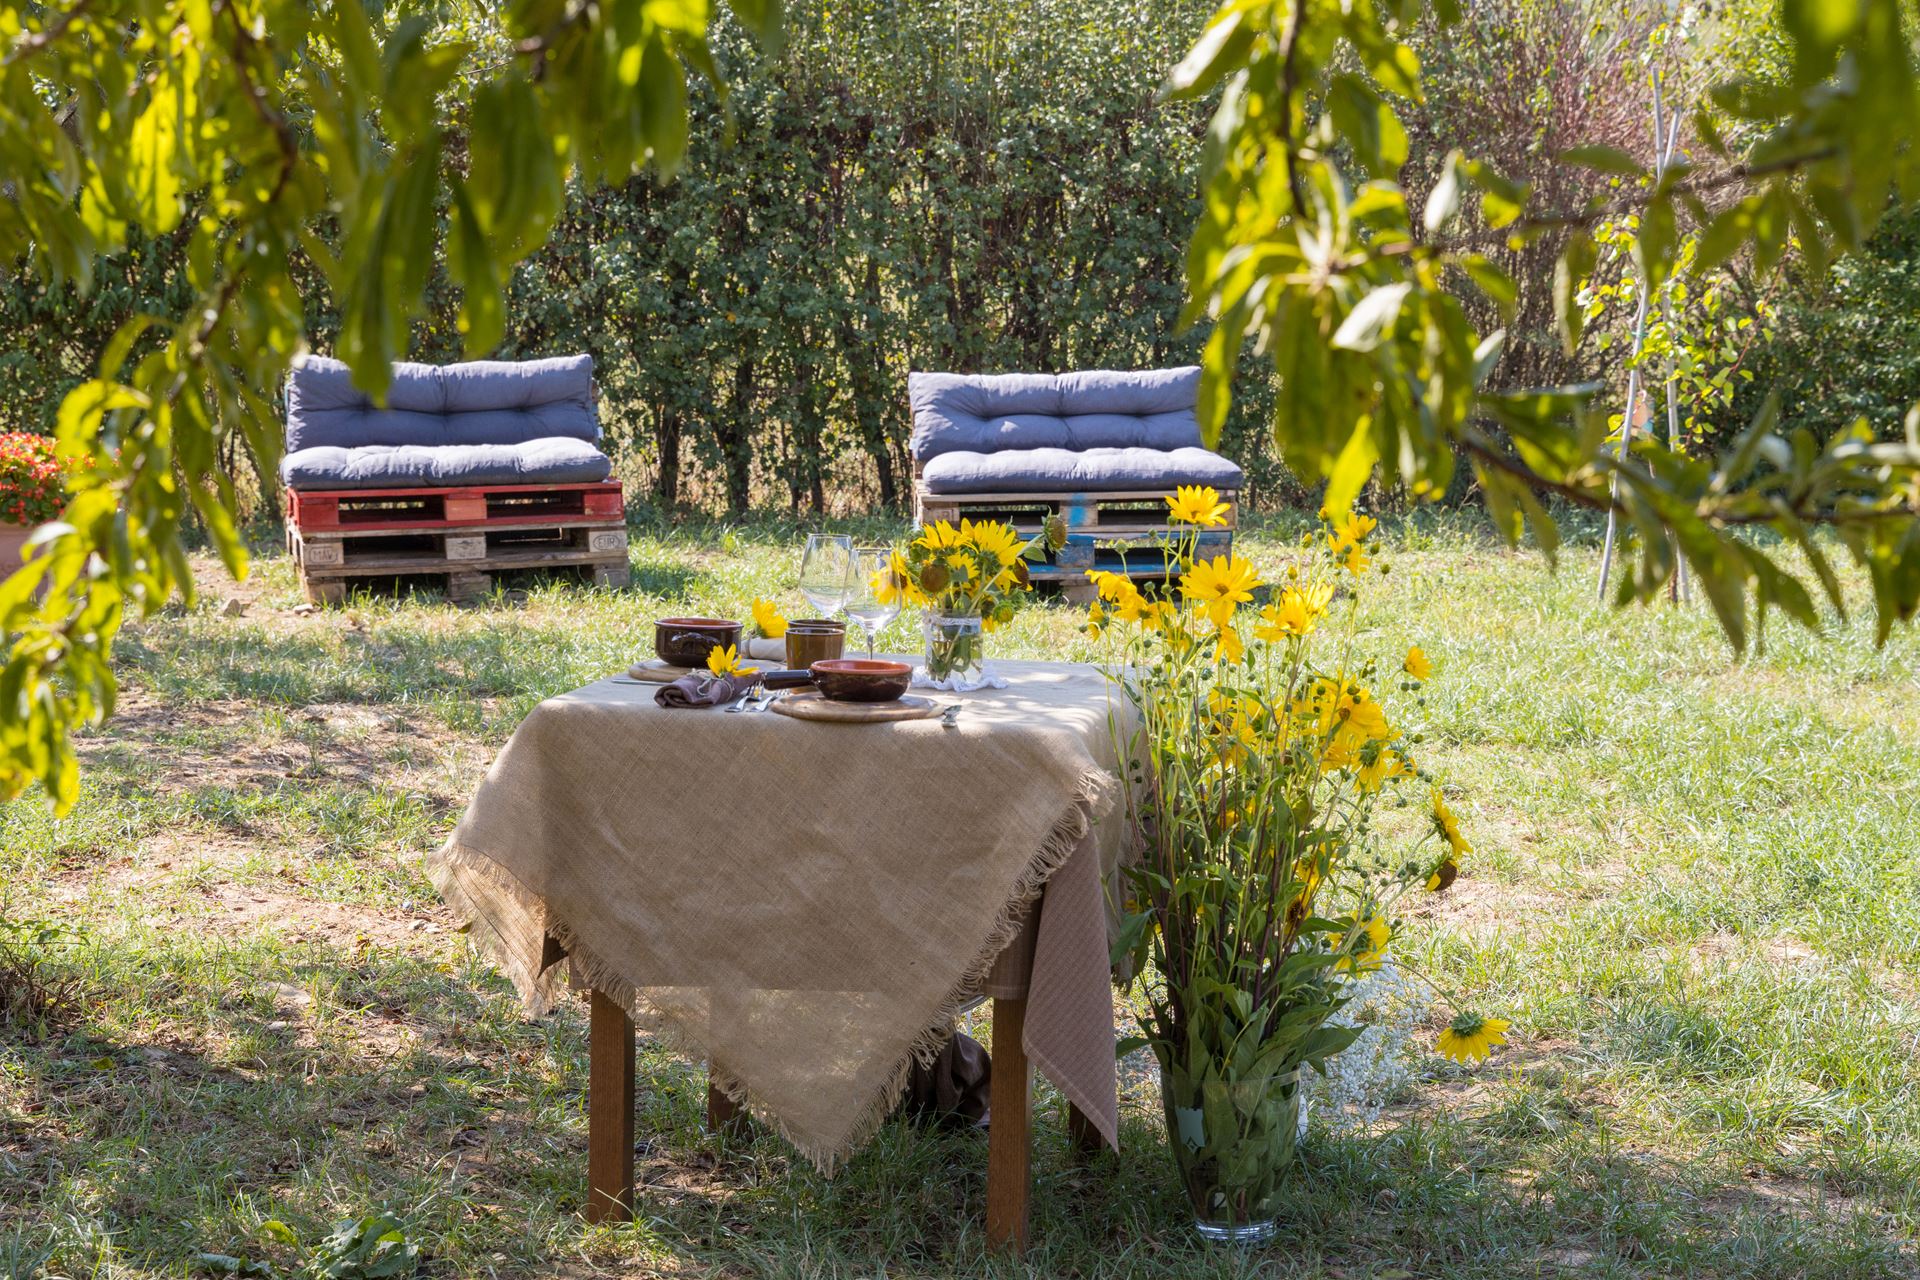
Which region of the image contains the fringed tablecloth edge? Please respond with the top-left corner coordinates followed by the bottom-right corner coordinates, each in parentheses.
top-left (427, 764), bottom-right (1118, 1175)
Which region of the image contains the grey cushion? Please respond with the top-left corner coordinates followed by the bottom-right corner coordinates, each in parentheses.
top-left (908, 366), bottom-right (1241, 495)
top-left (909, 367), bottom-right (1208, 463)
top-left (286, 354), bottom-right (601, 454)
top-left (921, 445), bottom-right (1244, 495)
top-left (280, 439), bottom-right (613, 489)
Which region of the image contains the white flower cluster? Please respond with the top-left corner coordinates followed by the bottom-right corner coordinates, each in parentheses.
top-left (1302, 963), bottom-right (1430, 1136)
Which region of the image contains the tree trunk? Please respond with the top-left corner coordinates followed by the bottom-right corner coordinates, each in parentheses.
top-left (654, 403), bottom-right (681, 506)
top-left (718, 355), bottom-right (755, 516)
top-left (840, 259), bottom-right (900, 511)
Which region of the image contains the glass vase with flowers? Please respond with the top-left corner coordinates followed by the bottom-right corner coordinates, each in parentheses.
top-left (880, 517), bottom-right (1057, 690)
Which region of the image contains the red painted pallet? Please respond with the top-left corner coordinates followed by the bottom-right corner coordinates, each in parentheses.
top-left (286, 481), bottom-right (625, 533)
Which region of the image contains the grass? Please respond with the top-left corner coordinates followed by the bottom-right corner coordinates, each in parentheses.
top-left (3, 512), bottom-right (1919, 1278)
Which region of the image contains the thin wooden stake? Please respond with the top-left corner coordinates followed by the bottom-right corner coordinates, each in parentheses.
top-left (1597, 74), bottom-right (1684, 601)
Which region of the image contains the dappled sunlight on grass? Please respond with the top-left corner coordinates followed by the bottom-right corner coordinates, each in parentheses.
top-left (4, 515), bottom-right (1918, 1277)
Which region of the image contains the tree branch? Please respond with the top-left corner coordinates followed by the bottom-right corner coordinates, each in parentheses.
top-left (2, 0), bottom-right (94, 66)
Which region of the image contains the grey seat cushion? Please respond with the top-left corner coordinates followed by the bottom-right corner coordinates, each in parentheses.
top-left (281, 439), bottom-right (613, 490)
top-left (921, 446), bottom-right (1244, 494)
top-left (908, 367), bottom-right (1241, 494)
top-left (283, 353), bottom-right (609, 489)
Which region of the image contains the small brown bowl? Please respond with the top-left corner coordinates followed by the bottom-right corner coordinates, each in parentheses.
top-left (785, 619), bottom-right (847, 668)
top-left (810, 658), bottom-right (912, 703)
top-left (655, 616), bottom-right (742, 667)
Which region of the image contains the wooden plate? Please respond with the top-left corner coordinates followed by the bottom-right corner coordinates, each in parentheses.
top-left (769, 692), bottom-right (941, 723)
top-left (626, 659), bottom-right (761, 683)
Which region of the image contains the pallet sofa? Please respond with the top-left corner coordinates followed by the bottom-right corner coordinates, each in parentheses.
top-left (908, 366), bottom-right (1242, 602)
top-left (282, 353), bottom-right (630, 605)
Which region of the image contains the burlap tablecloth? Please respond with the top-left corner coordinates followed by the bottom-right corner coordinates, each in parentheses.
top-left (430, 658), bottom-right (1137, 1171)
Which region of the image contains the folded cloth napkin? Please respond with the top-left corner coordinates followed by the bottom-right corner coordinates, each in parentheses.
top-left (912, 665), bottom-right (1010, 693)
top-left (654, 670), bottom-right (760, 709)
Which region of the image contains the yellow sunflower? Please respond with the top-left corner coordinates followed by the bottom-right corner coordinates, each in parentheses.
top-left (705, 644), bottom-right (745, 677)
top-left (1431, 790), bottom-right (1472, 856)
top-left (1334, 910), bottom-right (1391, 974)
top-left (1111, 585), bottom-right (1154, 626)
top-left (1180, 553), bottom-right (1261, 627)
top-left (1403, 644), bottom-right (1432, 681)
top-left (1436, 1014), bottom-right (1510, 1065)
top-left (751, 598), bottom-right (788, 639)
top-left (876, 550), bottom-right (928, 608)
top-left (1354, 747), bottom-right (1412, 793)
top-left (1166, 485), bottom-right (1231, 527)
top-left (1336, 541), bottom-right (1371, 577)
top-left (1215, 619), bottom-right (1247, 665)
top-left (916, 520), bottom-right (965, 552)
top-left (965, 519), bottom-right (1024, 566)
top-left (1327, 512), bottom-right (1378, 551)
top-left (1253, 581), bottom-right (1334, 640)
top-left (1086, 569), bottom-right (1133, 602)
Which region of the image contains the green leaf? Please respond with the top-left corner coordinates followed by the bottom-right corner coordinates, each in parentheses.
top-left (1162, 10), bottom-right (1252, 102)
top-left (1331, 282), bottom-right (1412, 352)
top-left (725, 0), bottom-right (784, 51)
top-left (1322, 418), bottom-right (1381, 520)
top-left (1559, 144), bottom-right (1644, 175)
top-left (1554, 230), bottom-right (1596, 354)
top-left (1424, 151), bottom-right (1462, 233)
top-left (638, 32), bottom-right (691, 176)
top-left (127, 75), bottom-right (186, 233)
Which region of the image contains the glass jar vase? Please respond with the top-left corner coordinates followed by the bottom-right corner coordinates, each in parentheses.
top-left (1159, 1061), bottom-right (1301, 1244)
top-left (921, 612), bottom-right (987, 690)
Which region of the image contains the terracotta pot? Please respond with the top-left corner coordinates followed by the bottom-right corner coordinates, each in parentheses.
top-left (762, 658), bottom-right (912, 703)
top-left (653, 617), bottom-right (743, 667)
top-left (0, 521), bottom-right (32, 571)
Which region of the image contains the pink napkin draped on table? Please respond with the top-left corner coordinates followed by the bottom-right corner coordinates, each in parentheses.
top-left (431, 658), bottom-right (1139, 1170)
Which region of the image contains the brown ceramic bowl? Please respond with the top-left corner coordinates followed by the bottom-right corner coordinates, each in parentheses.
top-left (654, 616), bottom-right (743, 668)
top-left (808, 658), bottom-right (912, 703)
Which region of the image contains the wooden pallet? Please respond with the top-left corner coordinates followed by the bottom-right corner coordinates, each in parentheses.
top-left (291, 517), bottom-right (631, 605)
top-left (287, 480), bottom-right (625, 533)
top-left (916, 484), bottom-right (1238, 605)
top-left (915, 486), bottom-right (1238, 539)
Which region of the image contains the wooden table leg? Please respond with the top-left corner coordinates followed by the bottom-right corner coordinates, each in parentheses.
top-left (586, 989), bottom-right (635, 1223)
top-left (986, 996), bottom-right (1031, 1253)
top-left (707, 1074), bottom-right (751, 1142)
top-left (1066, 1100), bottom-right (1101, 1161)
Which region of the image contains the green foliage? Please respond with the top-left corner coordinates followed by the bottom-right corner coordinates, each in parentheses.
top-left (0, 907), bottom-right (82, 1035)
top-left (195, 1213), bottom-right (422, 1279)
top-left (1578, 218), bottom-right (1778, 454)
top-left (1730, 203), bottom-right (1920, 443)
top-left (495, 0), bottom-right (1287, 515)
top-left (1177, 0), bottom-right (1920, 654)
top-left (7, 523), bottom-right (1920, 1275)
top-left (0, 0), bottom-right (769, 811)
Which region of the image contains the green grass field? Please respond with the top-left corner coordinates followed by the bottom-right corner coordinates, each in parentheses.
top-left (3, 514), bottom-right (1918, 1279)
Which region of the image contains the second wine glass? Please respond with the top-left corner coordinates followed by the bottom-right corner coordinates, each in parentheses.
top-left (798, 533), bottom-right (855, 618)
top-left (844, 545), bottom-right (902, 659)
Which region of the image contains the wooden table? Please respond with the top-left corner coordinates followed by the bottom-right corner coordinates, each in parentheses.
top-left (581, 988), bottom-right (1101, 1251)
top-left (430, 661), bottom-right (1132, 1253)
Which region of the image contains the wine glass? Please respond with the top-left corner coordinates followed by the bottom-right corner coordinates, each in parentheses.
top-left (844, 545), bottom-right (901, 659)
top-left (799, 533), bottom-right (855, 618)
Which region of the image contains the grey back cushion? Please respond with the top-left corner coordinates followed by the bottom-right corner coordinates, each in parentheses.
top-left (908, 367), bottom-right (1203, 462)
top-left (286, 354), bottom-right (600, 452)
